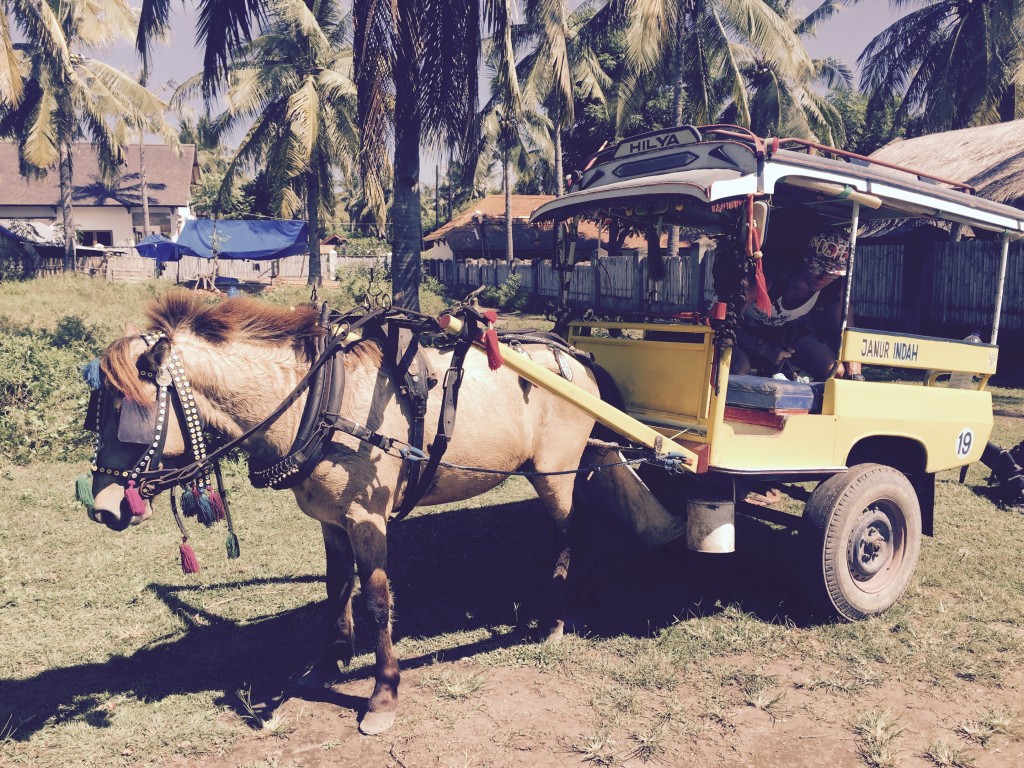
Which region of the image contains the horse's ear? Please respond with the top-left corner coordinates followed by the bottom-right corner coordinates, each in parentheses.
top-left (137, 337), bottom-right (171, 381)
top-left (123, 322), bottom-right (141, 337)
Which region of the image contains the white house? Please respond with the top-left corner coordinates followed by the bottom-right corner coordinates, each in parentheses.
top-left (0, 142), bottom-right (199, 248)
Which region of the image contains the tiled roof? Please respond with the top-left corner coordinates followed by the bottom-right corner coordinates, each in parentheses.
top-left (0, 142), bottom-right (198, 207)
top-left (425, 194), bottom-right (553, 242)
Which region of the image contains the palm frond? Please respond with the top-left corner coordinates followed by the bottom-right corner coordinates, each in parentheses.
top-left (0, 13), bottom-right (23, 106)
top-left (196, 0), bottom-right (267, 97)
top-left (285, 75), bottom-right (319, 169)
top-left (74, 0), bottom-right (138, 48)
top-left (136, 0), bottom-right (172, 72)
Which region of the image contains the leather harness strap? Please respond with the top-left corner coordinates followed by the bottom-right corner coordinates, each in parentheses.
top-left (390, 312), bottom-right (480, 522)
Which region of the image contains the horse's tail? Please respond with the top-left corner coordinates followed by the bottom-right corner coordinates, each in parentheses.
top-left (588, 361), bottom-right (625, 444)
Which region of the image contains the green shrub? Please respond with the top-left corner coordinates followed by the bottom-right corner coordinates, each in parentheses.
top-left (50, 315), bottom-right (97, 349)
top-left (0, 332), bottom-right (94, 465)
top-left (481, 273), bottom-right (529, 312)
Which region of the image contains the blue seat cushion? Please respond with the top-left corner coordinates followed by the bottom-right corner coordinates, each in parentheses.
top-left (726, 375), bottom-right (825, 413)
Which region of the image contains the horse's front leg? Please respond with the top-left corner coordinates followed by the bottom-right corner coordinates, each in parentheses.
top-left (350, 515), bottom-right (400, 736)
top-left (298, 522), bottom-right (357, 688)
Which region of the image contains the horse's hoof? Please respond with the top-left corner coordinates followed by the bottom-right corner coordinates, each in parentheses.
top-left (296, 659), bottom-right (341, 689)
top-left (359, 710), bottom-right (396, 735)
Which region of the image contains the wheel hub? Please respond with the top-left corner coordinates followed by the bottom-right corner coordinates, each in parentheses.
top-left (849, 508), bottom-right (893, 580)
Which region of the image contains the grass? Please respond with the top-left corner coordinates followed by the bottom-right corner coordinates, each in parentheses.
top-left (924, 738), bottom-right (977, 768)
top-left (2, 277), bottom-right (1024, 764)
top-left (853, 708), bottom-right (905, 768)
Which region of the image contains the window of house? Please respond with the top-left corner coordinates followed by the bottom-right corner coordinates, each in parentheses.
top-left (79, 231), bottom-right (114, 247)
top-left (132, 211), bottom-right (172, 237)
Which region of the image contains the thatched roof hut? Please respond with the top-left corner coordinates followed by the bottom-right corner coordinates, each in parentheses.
top-left (870, 120), bottom-right (1024, 209)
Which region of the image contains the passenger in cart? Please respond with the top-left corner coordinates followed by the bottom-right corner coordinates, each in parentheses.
top-left (730, 228), bottom-right (864, 382)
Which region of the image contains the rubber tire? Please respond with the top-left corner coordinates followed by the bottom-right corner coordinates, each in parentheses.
top-left (801, 463), bottom-right (922, 621)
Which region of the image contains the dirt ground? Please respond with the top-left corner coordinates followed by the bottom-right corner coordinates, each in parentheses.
top-left (169, 658), bottom-right (1024, 768)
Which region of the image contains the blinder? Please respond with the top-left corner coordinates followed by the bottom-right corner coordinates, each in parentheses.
top-left (117, 398), bottom-right (159, 445)
top-left (82, 386), bottom-right (159, 445)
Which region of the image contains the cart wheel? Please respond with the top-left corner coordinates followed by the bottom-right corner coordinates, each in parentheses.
top-left (801, 463), bottom-right (921, 621)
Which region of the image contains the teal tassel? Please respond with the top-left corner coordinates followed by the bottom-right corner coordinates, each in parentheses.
top-left (197, 489), bottom-right (215, 527)
top-left (179, 485), bottom-right (200, 517)
top-left (75, 473), bottom-right (94, 508)
top-left (226, 532), bottom-right (240, 559)
top-left (81, 359), bottom-right (102, 390)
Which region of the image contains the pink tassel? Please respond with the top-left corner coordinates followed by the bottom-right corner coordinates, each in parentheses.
top-left (749, 216), bottom-right (772, 316)
top-left (753, 255), bottom-right (772, 316)
top-left (482, 328), bottom-right (503, 370)
top-left (179, 540), bottom-right (200, 574)
top-left (480, 310), bottom-right (503, 370)
top-left (208, 488), bottom-right (226, 522)
top-left (125, 481), bottom-right (147, 517)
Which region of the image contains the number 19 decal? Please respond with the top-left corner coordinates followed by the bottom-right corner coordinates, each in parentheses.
top-left (956, 428), bottom-right (974, 457)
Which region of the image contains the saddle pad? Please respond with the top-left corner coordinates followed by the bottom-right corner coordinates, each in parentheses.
top-left (726, 375), bottom-right (825, 413)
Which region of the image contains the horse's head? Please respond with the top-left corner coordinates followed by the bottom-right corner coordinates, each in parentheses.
top-left (85, 332), bottom-right (186, 530)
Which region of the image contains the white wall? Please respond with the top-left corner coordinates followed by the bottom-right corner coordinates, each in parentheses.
top-left (1, 205), bottom-right (189, 245)
top-left (74, 207), bottom-right (135, 246)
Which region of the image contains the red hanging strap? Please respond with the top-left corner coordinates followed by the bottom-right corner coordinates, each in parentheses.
top-left (748, 199), bottom-right (772, 316)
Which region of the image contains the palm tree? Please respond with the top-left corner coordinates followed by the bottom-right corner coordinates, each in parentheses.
top-left (136, 0), bottom-right (269, 99)
top-left (857, 0), bottom-right (1024, 131)
top-left (1, 0), bottom-right (173, 270)
top-left (137, 0), bottom-right (511, 309)
top-left (731, 1), bottom-right (852, 145)
top-left (518, 0), bottom-right (611, 197)
top-left (353, 0), bottom-right (511, 310)
top-left (621, 0), bottom-right (812, 257)
top-left (177, 0), bottom-right (358, 285)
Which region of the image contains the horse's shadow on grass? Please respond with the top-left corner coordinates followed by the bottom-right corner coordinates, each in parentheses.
top-left (1, 495), bottom-right (823, 741)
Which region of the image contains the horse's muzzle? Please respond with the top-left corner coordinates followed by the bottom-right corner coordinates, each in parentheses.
top-left (90, 486), bottom-right (153, 530)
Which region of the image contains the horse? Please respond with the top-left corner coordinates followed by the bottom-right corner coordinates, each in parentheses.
top-left (85, 291), bottom-right (602, 735)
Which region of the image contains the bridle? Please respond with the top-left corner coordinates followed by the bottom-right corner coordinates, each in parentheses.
top-left (89, 332), bottom-right (213, 502)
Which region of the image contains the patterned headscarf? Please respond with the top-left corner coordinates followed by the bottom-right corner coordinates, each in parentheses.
top-left (804, 229), bottom-right (850, 276)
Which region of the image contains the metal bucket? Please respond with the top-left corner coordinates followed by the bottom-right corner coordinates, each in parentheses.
top-left (686, 498), bottom-right (735, 553)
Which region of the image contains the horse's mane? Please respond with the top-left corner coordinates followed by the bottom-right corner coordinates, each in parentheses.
top-left (102, 292), bottom-right (323, 402)
top-left (146, 291), bottom-right (323, 345)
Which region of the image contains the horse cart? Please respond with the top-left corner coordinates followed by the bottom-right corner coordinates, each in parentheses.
top-left (80, 124), bottom-right (1024, 734)
top-left (484, 124), bottom-right (1024, 622)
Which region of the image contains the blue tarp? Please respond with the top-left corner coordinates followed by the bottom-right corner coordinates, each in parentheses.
top-left (134, 234), bottom-right (185, 262)
top-left (176, 219), bottom-right (309, 260)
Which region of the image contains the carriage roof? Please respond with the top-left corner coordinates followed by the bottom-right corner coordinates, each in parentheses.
top-left (530, 125), bottom-right (1024, 239)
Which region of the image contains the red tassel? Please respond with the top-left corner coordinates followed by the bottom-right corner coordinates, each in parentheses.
top-left (479, 310), bottom-right (503, 369)
top-left (179, 539), bottom-right (200, 574)
top-left (125, 480), bottom-right (147, 517)
top-left (753, 255), bottom-right (772, 316)
top-left (208, 488), bottom-right (226, 521)
top-left (482, 328), bottom-right (503, 370)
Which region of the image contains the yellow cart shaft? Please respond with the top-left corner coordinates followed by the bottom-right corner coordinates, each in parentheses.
top-left (442, 315), bottom-right (700, 471)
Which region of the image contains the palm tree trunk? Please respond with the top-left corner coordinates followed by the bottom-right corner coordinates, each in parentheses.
top-left (391, 8), bottom-right (421, 311)
top-left (504, 151), bottom-right (513, 263)
top-left (306, 171), bottom-right (322, 286)
top-left (554, 123), bottom-right (564, 197)
top-left (58, 139), bottom-right (76, 272)
top-left (140, 140), bottom-right (151, 239)
top-left (666, 15), bottom-right (686, 261)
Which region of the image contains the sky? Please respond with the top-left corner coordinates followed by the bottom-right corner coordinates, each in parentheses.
top-left (99, 1), bottom-right (914, 182)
